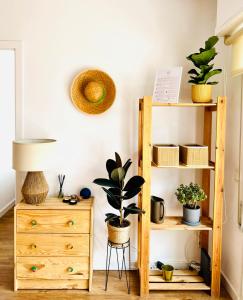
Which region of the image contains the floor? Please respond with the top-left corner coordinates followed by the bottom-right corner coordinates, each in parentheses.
top-left (0, 209), bottom-right (231, 300)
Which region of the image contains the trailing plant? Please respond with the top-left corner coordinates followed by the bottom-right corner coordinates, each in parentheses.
top-left (175, 183), bottom-right (207, 209)
top-left (187, 36), bottom-right (222, 85)
top-left (93, 152), bottom-right (145, 227)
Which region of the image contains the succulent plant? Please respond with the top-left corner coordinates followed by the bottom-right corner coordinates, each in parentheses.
top-left (175, 183), bottom-right (207, 209)
top-left (93, 152), bottom-right (145, 227)
top-left (187, 36), bottom-right (222, 85)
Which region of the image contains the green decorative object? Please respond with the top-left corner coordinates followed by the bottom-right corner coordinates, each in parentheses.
top-left (31, 266), bottom-right (38, 272)
top-left (31, 220), bottom-right (37, 226)
top-left (67, 267), bottom-right (74, 272)
top-left (187, 36), bottom-right (222, 85)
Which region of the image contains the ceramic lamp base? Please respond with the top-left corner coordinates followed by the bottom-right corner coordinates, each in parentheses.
top-left (22, 171), bottom-right (48, 204)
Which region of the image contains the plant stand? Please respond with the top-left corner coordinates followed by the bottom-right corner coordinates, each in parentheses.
top-left (105, 239), bottom-right (131, 294)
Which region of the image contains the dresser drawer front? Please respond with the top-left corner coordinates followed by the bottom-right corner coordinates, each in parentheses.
top-left (17, 210), bottom-right (90, 233)
top-left (16, 257), bottom-right (89, 280)
top-left (16, 233), bottom-right (90, 256)
top-left (17, 279), bottom-right (89, 290)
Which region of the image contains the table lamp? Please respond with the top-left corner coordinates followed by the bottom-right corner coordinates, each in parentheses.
top-left (12, 139), bottom-right (57, 204)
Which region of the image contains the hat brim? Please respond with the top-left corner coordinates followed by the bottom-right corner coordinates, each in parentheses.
top-left (70, 69), bottom-right (116, 114)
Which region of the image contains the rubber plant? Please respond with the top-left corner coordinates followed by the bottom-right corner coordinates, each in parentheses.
top-left (187, 35), bottom-right (222, 85)
top-left (93, 152), bottom-right (145, 227)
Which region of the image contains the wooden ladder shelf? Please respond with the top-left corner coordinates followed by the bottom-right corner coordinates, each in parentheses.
top-left (137, 96), bottom-right (226, 297)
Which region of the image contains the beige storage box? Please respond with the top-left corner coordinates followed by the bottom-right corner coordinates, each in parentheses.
top-left (152, 144), bottom-right (179, 166)
top-left (180, 144), bottom-right (208, 166)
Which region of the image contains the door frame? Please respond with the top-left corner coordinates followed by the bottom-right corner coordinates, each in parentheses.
top-left (0, 41), bottom-right (23, 208)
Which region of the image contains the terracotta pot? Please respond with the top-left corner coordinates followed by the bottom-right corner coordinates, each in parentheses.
top-left (191, 84), bottom-right (212, 103)
top-left (107, 221), bottom-right (130, 244)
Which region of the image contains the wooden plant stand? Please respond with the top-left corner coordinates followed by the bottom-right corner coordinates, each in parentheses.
top-left (137, 97), bottom-right (226, 297)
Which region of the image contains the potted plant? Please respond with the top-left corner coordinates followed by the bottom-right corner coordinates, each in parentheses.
top-left (175, 183), bottom-right (207, 226)
top-left (187, 36), bottom-right (222, 103)
top-left (93, 152), bottom-right (145, 244)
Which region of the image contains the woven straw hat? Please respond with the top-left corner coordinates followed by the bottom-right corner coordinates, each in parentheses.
top-left (70, 69), bottom-right (116, 114)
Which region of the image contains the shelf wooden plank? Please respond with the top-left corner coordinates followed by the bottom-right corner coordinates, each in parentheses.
top-left (149, 269), bottom-right (210, 290)
top-left (150, 216), bottom-right (213, 231)
top-left (151, 161), bottom-right (215, 169)
top-left (152, 102), bottom-right (217, 107)
top-left (149, 282), bottom-right (210, 290)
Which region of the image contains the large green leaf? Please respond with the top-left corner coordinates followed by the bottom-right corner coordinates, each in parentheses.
top-left (188, 48), bottom-right (216, 67)
top-left (123, 203), bottom-right (145, 218)
top-left (123, 187), bottom-right (141, 200)
top-left (198, 69), bottom-right (222, 84)
top-left (188, 69), bottom-right (199, 75)
top-left (123, 176), bottom-right (145, 191)
top-left (93, 178), bottom-right (118, 188)
top-left (205, 36), bottom-right (219, 50)
top-left (111, 167), bottom-right (125, 183)
top-left (106, 159), bottom-right (117, 178)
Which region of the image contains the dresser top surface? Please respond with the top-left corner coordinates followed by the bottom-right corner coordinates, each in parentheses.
top-left (15, 197), bottom-right (94, 210)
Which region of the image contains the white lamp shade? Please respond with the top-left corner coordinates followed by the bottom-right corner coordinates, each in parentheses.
top-left (232, 32), bottom-right (243, 77)
top-left (12, 139), bottom-right (57, 171)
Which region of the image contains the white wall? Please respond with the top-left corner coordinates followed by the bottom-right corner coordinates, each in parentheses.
top-left (0, 50), bottom-right (15, 214)
top-left (0, 0), bottom-right (218, 269)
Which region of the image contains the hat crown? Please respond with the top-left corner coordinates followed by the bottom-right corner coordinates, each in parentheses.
top-left (84, 81), bottom-right (105, 103)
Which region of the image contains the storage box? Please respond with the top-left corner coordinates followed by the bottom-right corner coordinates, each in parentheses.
top-left (179, 144), bottom-right (208, 166)
top-left (152, 144), bottom-right (179, 166)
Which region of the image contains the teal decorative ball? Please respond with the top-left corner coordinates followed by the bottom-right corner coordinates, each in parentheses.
top-left (80, 188), bottom-right (91, 199)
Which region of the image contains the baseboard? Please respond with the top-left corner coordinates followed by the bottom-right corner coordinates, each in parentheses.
top-left (0, 199), bottom-right (15, 218)
top-left (221, 271), bottom-right (240, 300)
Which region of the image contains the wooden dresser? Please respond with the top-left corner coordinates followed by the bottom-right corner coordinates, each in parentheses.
top-left (14, 197), bottom-right (93, 291)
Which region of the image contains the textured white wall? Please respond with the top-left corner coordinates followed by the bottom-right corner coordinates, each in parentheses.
top-left (0, 0), bottom-right (218, 269)
top-left (0, 50), bottom-right (15, 213)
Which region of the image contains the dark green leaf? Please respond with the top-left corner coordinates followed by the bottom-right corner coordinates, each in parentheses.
top-left (205, 36), bottom-right (219, 50)
top-left (207, 81), bottom-right (218, 85)
top-left (198, 69), bottom-right (222, 84)
top-left (188, 69), bottom-right (199, 75)
top-left (106, 159), bottom-right (117, 178)
top-left (123, 159), bottom-right (132, 175)
top-left (123, 188), bottom-right (141, 199)
top-left (105, 213), bottom-right (119, 222)
top-left (115, 152), bottom-right (122, 167)
top-left (123, 203), bottom-right (145, 218)
top-left (93, 178), bottom-right (118, 188)
top-left (189, 48), bottom-right (216, 67)
top-left (123, 176), bottom-right (145, 191)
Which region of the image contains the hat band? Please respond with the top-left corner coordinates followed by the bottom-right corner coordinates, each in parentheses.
top-left (87, 88), bottom-right (106, 104)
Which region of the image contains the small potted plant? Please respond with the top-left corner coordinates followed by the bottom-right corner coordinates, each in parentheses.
top-left (175, 183), bottom-right (207, 226)
top-left (187, 36), bottom-right (222, 103)
top-left (93, 152), bottom-right (145, 244)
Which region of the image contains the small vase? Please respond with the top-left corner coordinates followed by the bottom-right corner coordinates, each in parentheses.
top-left (58, 188), bottom-right (64, 198)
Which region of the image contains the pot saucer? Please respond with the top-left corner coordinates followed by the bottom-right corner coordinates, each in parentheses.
top-left (182, 219), bottom-right (200, 226)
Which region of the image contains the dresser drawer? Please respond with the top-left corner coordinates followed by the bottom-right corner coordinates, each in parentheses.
top-left (17, 210), bottom-right (90, 233)
top-left (16, 257), bottom-right (89, 280)
top-left (16, 233), bottom-right (90, 256)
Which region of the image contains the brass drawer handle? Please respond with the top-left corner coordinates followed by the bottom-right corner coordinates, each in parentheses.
top-left (66, 243), bottom-right (74, 250)
top-left (31, 220), bottom-right (37, 226)
top-left (67, 267), bottom-right (74, 273)
top-left (67, 220), bottom-right (75, 226)
top-left (31, 243), bottom-right (37, 249)
top-left (31, 266), bottom-right (38, 272)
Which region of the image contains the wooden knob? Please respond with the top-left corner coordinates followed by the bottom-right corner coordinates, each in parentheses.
top-left (31, 243), bottom-right (37, 249)
top-left (67, 220), bottom-right (75, 226)
top-left (66, 243), bottom-right (74, 250)
top-left (31, 266), bottom-right (38, 272)
top-left (31, 220), bottom-right (37, 226)
top-left (67, 267), bottom-right (73, 273)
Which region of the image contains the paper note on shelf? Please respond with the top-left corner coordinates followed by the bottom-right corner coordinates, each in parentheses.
top-left (152, 67), bottom-right (183, 103)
